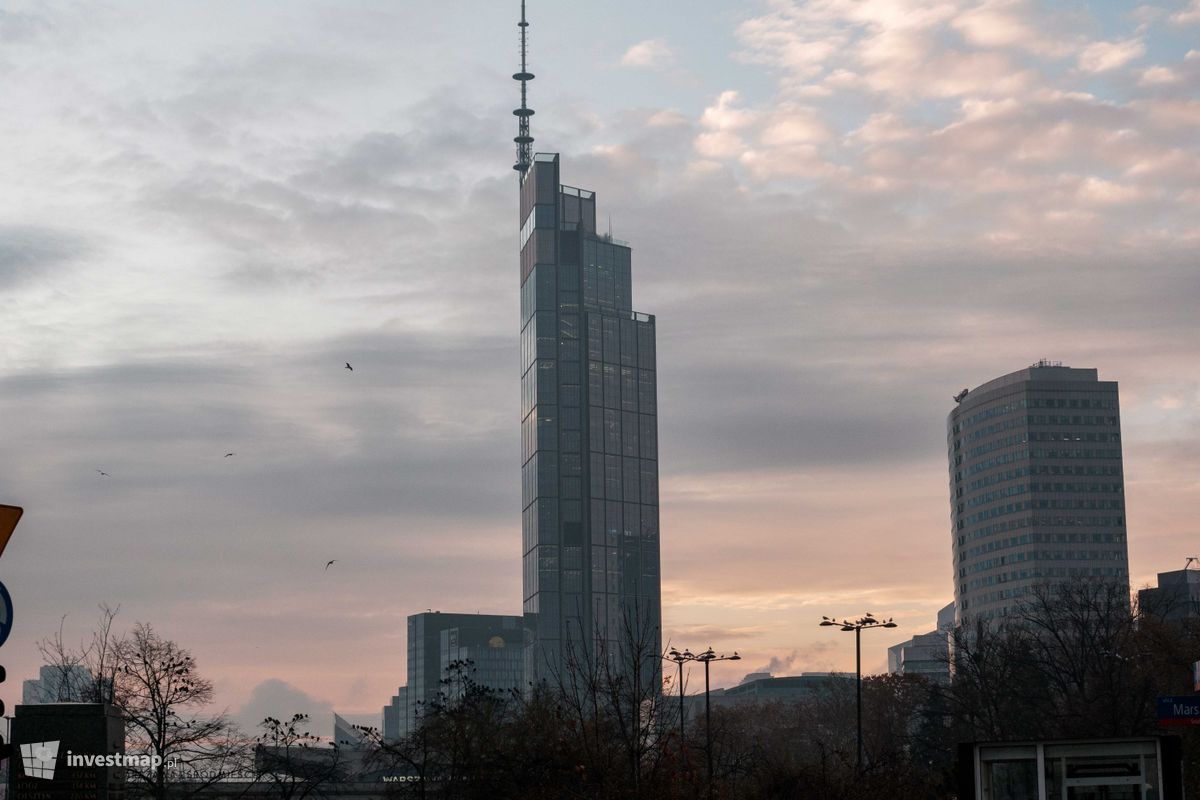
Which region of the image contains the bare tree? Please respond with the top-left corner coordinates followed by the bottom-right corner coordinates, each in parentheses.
top-left (948, 577), bottom-right (1200, 741)
top-left (254, 713), bottom-right (343, 800)
top-left (117, 623), bottom-right (242, 800)
top-left (35, 604), bottom-right (123, 703)
top-left (543, 600), bottom-right (671, 797)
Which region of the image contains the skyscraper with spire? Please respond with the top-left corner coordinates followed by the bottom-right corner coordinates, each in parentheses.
top-left (513, 3), bottom-right (662, 686)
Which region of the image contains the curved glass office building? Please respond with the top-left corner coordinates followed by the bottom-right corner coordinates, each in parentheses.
top-left (947, 363), bottom-right (1130, 621)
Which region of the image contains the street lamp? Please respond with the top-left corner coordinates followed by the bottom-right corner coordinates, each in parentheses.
top-left (669, 646), bottom-right (740, 799)
top-left (818, 613), bottom-right (897, 771)
top-left (664, 648), bottom-right (694, 752)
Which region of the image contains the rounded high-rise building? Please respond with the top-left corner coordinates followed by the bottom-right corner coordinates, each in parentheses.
top-left (947, 362), bottom-right (1129, 622)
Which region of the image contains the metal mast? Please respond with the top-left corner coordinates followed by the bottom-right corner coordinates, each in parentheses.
top-left (512, 0), bottom-right (534, 174)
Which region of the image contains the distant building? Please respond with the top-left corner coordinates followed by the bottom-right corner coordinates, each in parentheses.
top-left (888, 603), bottom-right (954, 682)
top-left (407, 612), bottom-right (524, 724)
top-left (381, 687), bottom-right (408, 742)
top-left (683, 672), bottom-right (854, 718)
top-left (947, 363), bottom-right (1130, 622)
top-left (21, 665), bottom-right (93, 704)
top-left (1138, 568), bottom-right (1200, 623)
top-left (333, 713), bottom-right (368, 749)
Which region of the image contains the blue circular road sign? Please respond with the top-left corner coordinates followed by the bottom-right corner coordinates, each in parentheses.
top-left (0, 579), bottom-right (12, 648)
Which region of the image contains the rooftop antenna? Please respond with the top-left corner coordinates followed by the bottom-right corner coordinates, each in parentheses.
top-left (512, 0), bottom-right (535, 175)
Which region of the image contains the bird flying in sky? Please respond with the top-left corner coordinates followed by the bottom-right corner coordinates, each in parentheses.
top-left (345, 362), bottom-right (353, 371)
top-left (96, 470), bottom-right (110, 477)
top-left (224, 452), bottom-right (235, 458)
top-left (325, 560), bottom-right (337, 570)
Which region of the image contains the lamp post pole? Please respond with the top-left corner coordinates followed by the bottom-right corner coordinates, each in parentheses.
top-left (667, 646), bottom-right (739, 799)
top-left (818, 614), bottom-right (897, 772)
top-left (665, 649), bottom-right (692, 753)
top-left (855, 625), bottom-right (862, 769)
top-left (696, 647), bottom-right (740, 800)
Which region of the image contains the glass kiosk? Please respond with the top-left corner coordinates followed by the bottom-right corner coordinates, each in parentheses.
top-left (960, 737), bottom-right (1183, 800)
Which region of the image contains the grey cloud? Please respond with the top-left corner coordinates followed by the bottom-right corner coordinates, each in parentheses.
top-left (0, 225), bottom-right (90, 289)
top-left (233, 679), bottom-right (334, 734)
top-left (0, 9), bottom-right (50, 44)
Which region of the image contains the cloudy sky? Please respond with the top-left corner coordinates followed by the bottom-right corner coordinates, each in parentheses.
top-left (2, 0), bottom-right (1198, 731)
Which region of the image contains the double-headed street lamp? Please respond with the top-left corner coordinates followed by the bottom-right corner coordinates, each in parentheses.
top-left (666, 646), bottom-right (740, 799)
top-left (818, 613), bottom-right (897, 771)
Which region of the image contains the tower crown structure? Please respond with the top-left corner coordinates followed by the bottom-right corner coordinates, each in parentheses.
top-left (512, 0), bottom-right (534, 173)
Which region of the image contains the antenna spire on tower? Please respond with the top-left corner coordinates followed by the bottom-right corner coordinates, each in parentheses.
top-left (513, 0), bottom-right (535, 174)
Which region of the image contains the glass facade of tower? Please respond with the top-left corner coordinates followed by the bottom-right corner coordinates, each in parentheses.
top-left (519, 153), bottom-right (661, 684)
top-left (947, 364), bottom-right (1129, 621)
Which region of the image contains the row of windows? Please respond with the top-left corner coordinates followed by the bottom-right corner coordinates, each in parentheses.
top-left (960, 513), bottom-right (1126, 540)
top-left (965, 433), bottom-right (1028, 459)
top-left (529, 542), bottom-right (658, 574)
top-left (1029, 482), bottom-right (1123, 494)
top-left (521, 366), bottom-right (657, 426)
top-left (961, 530), bottom-right (1126, 560)
top-left (1031, 414), bottom-right (1118, 426)
top-left (1028, 397), bottom-right (1116, 410)
top-left (959, 431), bottom-right (1120, 460)
top-left (965, 481), bottom-right (1123, 508)
top-left (588, 453), bottom-right (658, 503)
top-left (1032, 464), bottom-right (1121, 477)
top-left (521, 497), bottom-right (659, 553)
top-left (968, 561), bottom-right (1126, 590)
top-left (953, 396), bottom-right (1117, 436)
top-left (521, 407), bottom-right (658, 465)
top-left (1032, 498), bottom-right (1123, 511)
top-left (962, 448), bottom-right (1029, 477)
top-left (588, 408), bottom-right (658, 459)
top-left (525, 560), bottom-right (659, 599)
top-left (1032, 448), bottom-right (1122, 460)
top-left (965, 483), bottom-right (1028, 508)
top-left (963, 415), bottom-right (1027, 443)
top-left (586, 313), bottom-right (655, 370)
top-left (962, 414), bottom-right (1119, 444)
top-left (960, 460), bottom-right (1118, 491)
top-left (525, 583), bottom-right (661, 622)
top-left (965, 466), bottom-right (1031, 491)
top-left (588, 361), bottom-right (657, 413)
top-left (519, 258), bottom-right (640, 325)
top-left (961, 567), bottom-right (1127, 602)
top-left (1029, 431), bottom-right (1120, 443)
top-left (962, 500), bottom-right (1030, 525)
top-left (954, 399), bottom-right (1029, 431)
top-left (521, 451), bottom-right (658, 505)
top-left (961, 548), bottom-right (1127, 578)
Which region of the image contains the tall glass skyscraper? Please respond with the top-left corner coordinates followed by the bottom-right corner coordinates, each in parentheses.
top-left (518, 153), bottom-right (662, 685)
top-left (947, 362), bottom-right (1130, 621)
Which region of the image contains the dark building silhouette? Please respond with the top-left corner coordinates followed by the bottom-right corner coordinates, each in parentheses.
top-left (1138, 568), bottom-right (1200, 623)
top-left (381, 686), bottom-right (408, 742)
top-left (947, 362), bottom-right (1130, 621)
top-left (517, 153), bottom-right (662, 687)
